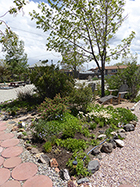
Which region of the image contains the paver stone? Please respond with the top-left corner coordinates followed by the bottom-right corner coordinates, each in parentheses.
top-left (0, 156), bottom-right (4, 166)
top-left (23, 175), bottom-right (53, 187)
top-left (3, 157), bottom-right (22, 168)
top-left (12, 162), bottom-right (38, 181)
top-left (0, 133), bottom-right (14, 141)
top-left (1, 146), bottom-right (23, 158)
top-left (0, 168), bottom-right (10, 185)
top-left (1, 138), bottom-right (19, 148)
top-left (1, 180), bottom-right (21, 187)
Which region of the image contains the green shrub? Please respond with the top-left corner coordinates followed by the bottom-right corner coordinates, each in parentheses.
top-left (30, 64), bottom-right (75, 99)
top-left (43, 141), bottom-right (52, 153)
top-left (66, 151), bottom-right (90, 177)
top-left (55, 138), bottom-right (88, 152)
top-left (62, 127), bottom-right (75, 139)
top-left (38, 94), bottom-right (69, 121)
top-left (89, 122), bottom-right (97, 130)
top-left (81, 128), bottom-right (91, 138)
top-left (69, 83), bottom-right (93, 112)
top-left (99, 121), bottom-right (104, 128)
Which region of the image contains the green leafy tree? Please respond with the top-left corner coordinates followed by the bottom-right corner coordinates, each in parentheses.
top-left (0, 29), bottom-right (28, 80)
top-left (30, 0), bottom-right (135, 97)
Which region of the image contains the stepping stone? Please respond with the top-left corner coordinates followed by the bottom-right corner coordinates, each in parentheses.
top-left (0, 131), bottom-right (5, 135)
top-left (23, 175), bottom-right (53, 187)
top-left (1, 139), bottom-right (19, 148)
top-left (0, 146), bottom-right (3, 153)
top-left (0, 156), bottom-right (4, 166)
top-left (0, 168), bottom-right (10, 185)
top-left (0, 126), bottom-right (7, 131)
top-left (0, 122), bottom-right (6, 126)
top-left (1, 180), bottom-right (21, 187)
top-left (0, 133), bottom-right (14, 141)
top-left (1, 146), bottom-right (23, 158)
top-left (12, 162), bottom-right (38, 181)
top-left (3, 157), bottom-right (22, 168)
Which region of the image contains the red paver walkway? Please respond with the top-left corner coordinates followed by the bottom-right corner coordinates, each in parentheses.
top-left (0, 120), bottom-right (53, 187)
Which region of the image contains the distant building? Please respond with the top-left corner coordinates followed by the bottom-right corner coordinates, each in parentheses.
top-left (91, 65), bottom-right (131, 76)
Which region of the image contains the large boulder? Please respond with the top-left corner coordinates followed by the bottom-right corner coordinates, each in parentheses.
top-left (101, 142), bottom-right (113, 153)
top-left (123, 124), bottom-right (135, 132)
top-left (88, 160), bottom-right (100, 174)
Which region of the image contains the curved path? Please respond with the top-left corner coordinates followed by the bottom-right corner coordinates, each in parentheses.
top-left (90, 102), bottom-right (140, 187)
top-left (0, 121), bottom-right (52, 187)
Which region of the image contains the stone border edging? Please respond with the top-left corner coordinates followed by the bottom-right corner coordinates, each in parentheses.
top-left (130, 100), bottom-right (140, 111)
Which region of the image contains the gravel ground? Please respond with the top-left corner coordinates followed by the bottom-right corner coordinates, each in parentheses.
top-left (90, 103), bottom-right (140, 187)
top-left (0, 84), bottom-right (35, 103)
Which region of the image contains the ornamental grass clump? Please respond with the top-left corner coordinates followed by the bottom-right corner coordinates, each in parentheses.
top-left (38, 93), bottom-right (69, 121)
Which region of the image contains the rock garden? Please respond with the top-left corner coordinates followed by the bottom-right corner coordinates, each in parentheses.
top-left (0, 91), bottom-right (138, 186)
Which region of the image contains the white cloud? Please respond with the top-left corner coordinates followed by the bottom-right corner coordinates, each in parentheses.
top-left (0, 0), bottom-right (140, 69)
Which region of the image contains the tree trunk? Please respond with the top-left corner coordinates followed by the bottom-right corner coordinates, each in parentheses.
top-left (101, 61), bottom-right (105, 97)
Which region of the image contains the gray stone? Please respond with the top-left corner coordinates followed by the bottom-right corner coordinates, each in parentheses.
top-left (118, 132), bottom-right (126, 139)
top-left (59, 169), bottom-right (70, 181)
top-left (114, 139), bottom-right (124, 147)
top-left (8, 121), bottom-right (16, 124)
top-left (88, 160), bottom-right (100, 174)
top-left (91, 148), bottom-right (100, 155)
top-left (77, 177), bottom-right (89, 185)
top-left (41, 154), bottom-right (50, 164)
top-left (101, 142), bottom-right (113, 153)
top-left (31, 147), bottom-right (39, 154)
top-left (111, 131), bottom-right (118, 136)
top-left (97, 134), bottom-right (106, 139)
top-left (124, 124), bottom-right (135, 132)
top-left (38, 156), bottom-right (46, 164)
top-left (109, 139), bottom-right (117, 149)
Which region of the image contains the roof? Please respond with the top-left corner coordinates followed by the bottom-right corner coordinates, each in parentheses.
top-left (94, 65), bottom-right (128, 70)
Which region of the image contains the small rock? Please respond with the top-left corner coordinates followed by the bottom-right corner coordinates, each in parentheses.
top-left (118, 132), bottom-right (126, 139)
top-left (22, 122), bottom-right (26, 128)
top-left (91, 148), bottom-right (100, 155)
top-left (38, 156), bottom-right (47, 164)
top-left (111, 131), bottom-right (118, 136)
top-left (18, 128), bottom-right (25, 132)
top-left (11, 126), bottom-right (18, 131)
top-left (18, 122), bottom-right (22, 128)
top-left (98, 130), bottom-right (104, 134)
top-left (88, 160), bottom-right (100, 174)
top-left (77, 178), bottom-right (89, 185)
top-left (97, 134), bottom-right (106, 139)
top-left (67, 177), bottom-right (78, 187)
top-left (26, 146), bottom-right (32, 150)
top-left (124, 124), bottom-right (135, 132)
top-left (55, 168), bottom-right (60, 173)
top-left (101, 142), bottom-right (113, 153)
top-left (109, 139), bottom-right (117, 149)
top-left (41, 154), bottom-right (50, 164)
top-left (114, 139), bottom-right (124, 147)
top-left (50, 158), bottom-right (58, 168)
top-left (59, 169), bottom-right (70, 181)
top-left (25, 143), bottom-right (32, 148)
top-left (8, 121), bottom-right (16, 124)
top-left (130, 120), bottom-right (137, 127)
top-left (31, 147), bottom-right (39, 154)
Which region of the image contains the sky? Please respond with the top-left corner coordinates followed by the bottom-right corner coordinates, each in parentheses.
top-left (0, 0), bottom-right (140, 70)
